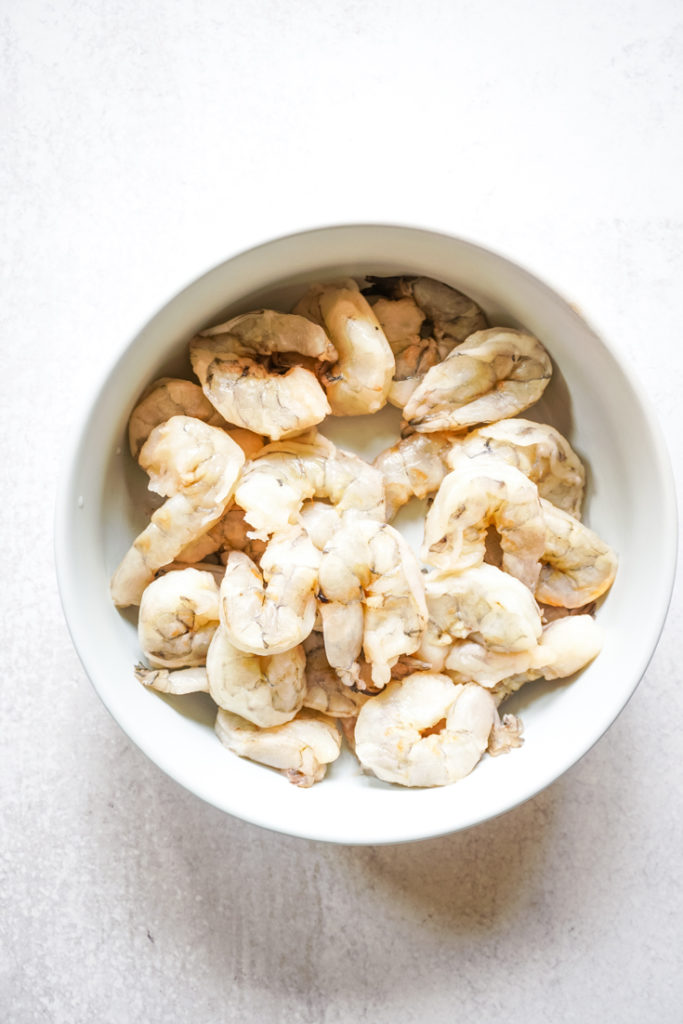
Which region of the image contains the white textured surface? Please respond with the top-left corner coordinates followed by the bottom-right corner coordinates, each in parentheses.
top-left (2, 2), bottom-right (682, 1021)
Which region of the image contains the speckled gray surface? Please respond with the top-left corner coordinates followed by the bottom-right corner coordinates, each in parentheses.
top-left (2, 2), bottom-right (682, 1021)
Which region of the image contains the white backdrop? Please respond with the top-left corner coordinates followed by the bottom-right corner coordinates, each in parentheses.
top-left (2, 2), bottom-right (682, 1021)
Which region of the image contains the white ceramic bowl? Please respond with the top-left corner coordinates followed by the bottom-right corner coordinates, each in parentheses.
top-left (55, 225), bottom-right (677, 844)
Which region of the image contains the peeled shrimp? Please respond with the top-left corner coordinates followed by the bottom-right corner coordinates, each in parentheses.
top-left (137, 567), bottom-right (220, 669)
top-left (318, 518), bottom-right (427, 688)
top-left (362, 275), bottom-right (488, 408)
top-left (302, 632), bottom-right (368, 718)
top-left (293, 279), bottom-right (395, 415)
top-left (424, 564), bottom-right (543, 654)
top-left (422, 457), bottom-right (545, 590)
top-left (206, 627), bottom-right (306, 727)
top-left (215, 707), bottom-right (342, 787)
top-left (135, 663), bottom-right (209, 695)
top-left (299, 501), bottom-right (343, 551)
top-left (403, 327), bottom-right (553, 432)
top-left (452, 419), bottom-right (585, 518)
top-left (110, 416), bottom-right (245, 607)
top-left (444, 614), bottom-right (602, 691)
top-left (537, 499), bottom-right (618, 607)
top-left (219, 525), bottom-right (320, 655)
top-left (190, 309), bottom-right (336, 440)
top-left (373, 431), bottom-right (453, 520)
top-left (233, 430), bottom-right (386, 540)
top-left (354, 673), bottom-right (521, 787)
top-left (127, 377), bottom-right (228, 459)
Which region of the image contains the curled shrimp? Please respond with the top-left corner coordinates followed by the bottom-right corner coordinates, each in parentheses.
top-left (422, 457), bottom-right (545, 590)
top-left (318, 518), bottom-right (427, 689)
top-left (302, 632), bottom-right (368, 718)
top-left (233, 430), bottom-right (386, 541)
top-left (219, 525), bottom-right (320, 655)
top-left (206, 627), bottom-right (306, 727)
top-left (536, 499), bottom-right (618, 607)
top-left (362, 275), bottom-right (488, 408)
top-left (215, 707), bottom-right (342, 787)
top-left (128, 377), bottom-right (229, 458)
top-left (293, 279), bottom-right (395, 415)
top-left (190, 309), bottom-right (336, 440)
top-left (110, 416), bottom-right (245, 607)
top-left (451, 419), bottom-right (586, 518)
top-left (354, 673), bottom-right (522, 787)
top-left (138, 567), bottom-right (220, 668)
top-left (403, 327), bottom-right (553, 432)
top-left (443, 614), bottom-right (602, 690)
top-left (424, 564), bottom-right (543, 654)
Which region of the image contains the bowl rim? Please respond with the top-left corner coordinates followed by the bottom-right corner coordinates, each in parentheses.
top-left (54, 222), bottom-right (679, 844)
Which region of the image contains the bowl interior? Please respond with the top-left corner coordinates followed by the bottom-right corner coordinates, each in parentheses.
top-left (56, 225), bottom-right (677, 843)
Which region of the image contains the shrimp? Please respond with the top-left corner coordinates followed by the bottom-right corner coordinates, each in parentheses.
top-left (110, 416), bottom-right (245, 607)
top-left (403, 328), bottom-right (553, 432)
top-left (422, 457), bottom-right (545, 590)
top-left (373, 418), bottom-right (584, 522)
top-left (215, 707), bottom-right (342, 787)
top-left (128, 377), bottom-right (228, 459)
top-left (302, 632), bottom-right (368, 718)
top-left (190, 309), bottom-right (337, 440)
top-left (318, 518), bottom-right (427, 688)
top-left (354, 673), bottom-right (521, 787)
top-left (293, 279), bottom-right (395, 415)
top-left (362, 275), bottom-right (488, 408)
top-left (299, 501), bottom-right (343, 551)
top-left (135, 663), bottom-right (209, 695)
top-left (175, 506), bottom-right (266, 564)
top-left (444, 614), bottom-right (603, 692)
top-left (372, 431), bottom-right (454, 520)
top-left (452, 419), bottom-right (586, 518)
top-left (233, 430), bottom-right (386, 540)
top-left (137, 567), bottom-right (220, 668)
top-left (207, 627), bottom-right (306, 727)
top-left (219, 525), bottom-right (320, 655)
top-left (536, 499), bottom-right (618, 607)
top-left (424, 564), bottom-right (543, 654)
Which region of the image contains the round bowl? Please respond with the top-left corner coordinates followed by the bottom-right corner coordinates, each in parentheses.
top-left (55, 225), bottom-right (677, 844)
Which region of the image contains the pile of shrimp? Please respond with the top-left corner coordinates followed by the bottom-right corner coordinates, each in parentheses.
top-left (112, 274), bottom-right (617, 789)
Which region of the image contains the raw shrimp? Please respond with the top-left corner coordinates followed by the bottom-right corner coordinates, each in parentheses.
top-left (444, 614), bottom-right (602, 691)
top-left (422, 457), bottom-right (545, 590)
top-left (135, 664), bottom-right (209, 695)
top-left (207, 627), bottom-right (306, 727)
top-left (219, 525), bottom-right (320, 655)
top-left (110, 416), bottom-right (245, 607)
top-left (190, 309), bottom-right (336, 440)
top-left (302, 632), bottom-right (368, 717)
top-left (299, 501), bottom-right (343, 551)
top-left (138, 567), bottom-right (220, 668)
top-left (424, 564), bottom-right (543, 654)
top-left (175, 506), bottom-right (266, 564)
top-left (354, 673), bottom-right (521, 787)
top-left (403, 328), bottom-right (553, 432)
top-left (318, 518), bottom-right (427, 688)
top-left (536, 499), bottom-right (618, 607)
top-left (453, 419), bottom-right (585, 518)
top-left (373, 418), bottom-right (585, 521)
top-left (372, 431), bottom-right (454, 520)
top-left (233, 430), bottom-right (386, 540)
top-left (293, 279), bottom-right (395, 415)
top-left (362, 275), bottom-right (488, 408)
top-left (128, 377), bottom-right (228, 459)
top-left (215, 707), bottom-right (342, 787)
